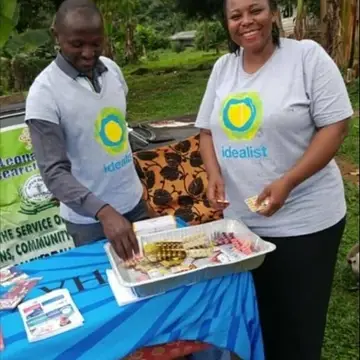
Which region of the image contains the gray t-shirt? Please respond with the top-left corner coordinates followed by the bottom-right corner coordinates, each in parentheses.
top-left (195, 38), bottom-right (353, 237)
top-left (25, 56), bottom-right (143, 224)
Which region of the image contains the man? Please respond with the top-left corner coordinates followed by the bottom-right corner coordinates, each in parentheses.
top-left (25, 0), bottom-right (150, 260)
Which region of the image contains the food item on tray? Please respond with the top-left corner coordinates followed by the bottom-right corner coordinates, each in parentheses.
top-left (213, 232), bottom-right (259, 255)
top-left (147, 269), bottom-right (164, 279)
top-left (144, 242), bottom-right (183, 253)
top-left (183, 233), bottom-right (207, 244)
top-left (187, 248), bottom-right (214, 259)
top-left (210, 252), bottom-right (231, 264)
top-left (143, 241), bottom-right (187, 262)
top-left (212, 231), bottom-right (235, 246)
top-left (160, 259), bottom-right (184, 268)
top-left (170, 264), bottom-right (197, 274)
top-left (231, 238), bottom-right (253, 255)
top-left (135, 261), bottom-right (153, 273)
top-left (147, 251), bottom-right (187, 262)
top-left (143, 235), bottom-right (213, 263)
top-left (183, 237), bottom-right (208, 250)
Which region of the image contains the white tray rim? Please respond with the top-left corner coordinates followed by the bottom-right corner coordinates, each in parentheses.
top-left (105, 218), bottom-right (277, 288)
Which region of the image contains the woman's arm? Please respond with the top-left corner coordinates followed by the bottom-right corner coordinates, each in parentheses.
top-left (282, 120), bottom-right (349, 189)
top-left (257, 41), bottom-right (353, 216)
top-left (283, 41), bottom-right (353, 189)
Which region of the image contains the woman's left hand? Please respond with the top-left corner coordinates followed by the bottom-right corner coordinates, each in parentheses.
top-left (256, 177), bottom-right (294, 217)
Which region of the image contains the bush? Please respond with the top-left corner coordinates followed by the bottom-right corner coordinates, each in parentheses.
top-left (0, 58), bottom-right (12, 93)
top-left (172, 41), bottom-right (185, 53)
top-left (195, 21), bottom-right (227, 52)
top-left (114, 43), bottom-right (127, 67)
top-left (0, 55), bottom-right (52, 93)
top-left (135, 25), bottom-right (170, 55)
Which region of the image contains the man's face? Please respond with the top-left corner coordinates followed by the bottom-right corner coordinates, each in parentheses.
top-left (55, 10), bottom-right (104, 73)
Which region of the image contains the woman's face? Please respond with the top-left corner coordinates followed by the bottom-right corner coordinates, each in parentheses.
top-left (226, 0), bottom-right (276, 53)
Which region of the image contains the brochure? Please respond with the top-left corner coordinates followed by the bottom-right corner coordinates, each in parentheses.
top-left (18, 289), bottom-right (83, 342)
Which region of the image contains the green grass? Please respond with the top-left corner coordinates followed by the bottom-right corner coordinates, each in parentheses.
top-left (124, 49), bottom-right (216, 122)
top-left (322, 182), bottom-right (359, 360)
top-left (123, 48), bottom-right (224, 75)
top-left (348, 78), bottom-right (359, 111)
top-left (126, 69), bottom-right (210, 122)
top-left (338, 116), bottom-right (359, 166)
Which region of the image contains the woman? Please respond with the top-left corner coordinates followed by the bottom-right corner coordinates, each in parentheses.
top-left (195, 0), bottom-right (353, 359)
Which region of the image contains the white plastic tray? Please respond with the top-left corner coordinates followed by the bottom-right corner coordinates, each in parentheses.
top-left (105, 219), bottom-right (276, 297)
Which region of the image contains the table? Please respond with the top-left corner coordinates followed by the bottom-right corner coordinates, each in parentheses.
top-left (1, 231), bottom-right (264, 360)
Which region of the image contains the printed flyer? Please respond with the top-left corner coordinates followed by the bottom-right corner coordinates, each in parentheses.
top-left (0, 124), bottom-right (74, 268)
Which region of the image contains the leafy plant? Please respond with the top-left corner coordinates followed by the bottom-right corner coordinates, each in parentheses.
top-left (195, 21), bottom-right (227, 53)
top-left (3, 28), bottom-right (51, 58)
top-left (172, 41), bottom-right (185, 53)
top-left (0, 0), bottom-right (19, 48)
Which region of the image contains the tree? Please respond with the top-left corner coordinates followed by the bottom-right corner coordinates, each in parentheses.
top-left (96, 0), bottom-right (139, 63)
top-left (0, 0), bottom-right (18, 48)
top-left (175, 0), bottom-right (222, 51)
top-left (16, 0), bottom-right (55, 32)
top-left (195, 21), bottom-right (226, 54)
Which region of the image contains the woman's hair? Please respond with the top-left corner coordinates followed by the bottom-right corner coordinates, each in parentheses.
top-left (223, 0), bottom-right (281, 54)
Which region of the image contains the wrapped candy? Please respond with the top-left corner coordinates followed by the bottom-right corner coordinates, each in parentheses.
top-left (183, 237), bottom-right (208, 250)
top-left (187, 248), bottom-right (214, 259)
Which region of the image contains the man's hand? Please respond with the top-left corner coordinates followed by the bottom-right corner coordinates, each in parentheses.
top-left (256, 177), bottom-right (294, 217)
top-left (146, 203), bottom-right (160, 218)
top-left (207, 174), bottom-right (229, 210)
top-left (97, 205), bottom-right (139, 260)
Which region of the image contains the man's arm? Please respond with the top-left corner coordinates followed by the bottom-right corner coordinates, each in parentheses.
top-left (27, 119), bottom-right (107, 218)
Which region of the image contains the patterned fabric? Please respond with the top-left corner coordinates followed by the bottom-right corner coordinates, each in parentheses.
top-left (134, 134), bottom-right (223, 225)
top-left (124, 341), bottom-right (210, 360)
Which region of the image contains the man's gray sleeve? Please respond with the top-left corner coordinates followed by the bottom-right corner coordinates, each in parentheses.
top-left (27, 119), bottom-right (107, 218)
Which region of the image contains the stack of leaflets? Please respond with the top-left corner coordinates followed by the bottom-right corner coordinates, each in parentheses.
top-left (0, 277), bottom-right (42, 310)
top-left (18, 289), bottom-right (83, 342)
top-left (0, 266), bottom-right (28, 287)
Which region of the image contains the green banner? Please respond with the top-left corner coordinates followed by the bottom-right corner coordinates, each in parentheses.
top-left (0, 124), bottom-right (74, 268)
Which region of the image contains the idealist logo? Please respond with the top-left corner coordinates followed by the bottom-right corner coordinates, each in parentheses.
top-left (103, 153), bottom-right (132, 173)
top-left (94, 107), bottom-right (128, 156)
top-left (220, 92), bottom-right (268, 159)
top-left (94, 107), bottom-right (132, 174)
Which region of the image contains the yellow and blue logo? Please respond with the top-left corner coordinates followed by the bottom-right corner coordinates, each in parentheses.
top-left (94, 107), bottom-right (128, 156)
top-left (221, 92), bottom-right (263, 141)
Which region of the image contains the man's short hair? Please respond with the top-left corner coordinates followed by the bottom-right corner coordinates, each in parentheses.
top-left (54, 0), bottom-right (102, 30)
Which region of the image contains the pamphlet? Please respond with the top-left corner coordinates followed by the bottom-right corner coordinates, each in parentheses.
top-left (18, 289), bottom-right (83, 342)
top-left (0, 277), bottom-right (41, 310)
top-left (0, 266), bottom-right (28, 287)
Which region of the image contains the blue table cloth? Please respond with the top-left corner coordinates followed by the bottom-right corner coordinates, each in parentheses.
top-left (1, 220), bottom-right (264, 360)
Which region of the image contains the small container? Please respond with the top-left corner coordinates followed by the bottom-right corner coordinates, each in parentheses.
top-left (105, 218), bottom-right (276, 298)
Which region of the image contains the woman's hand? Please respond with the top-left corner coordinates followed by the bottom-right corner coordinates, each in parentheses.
top-left (207, 174), bottom-right (229, 210)
top-left (256, 177), bottom-right (294, 217)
